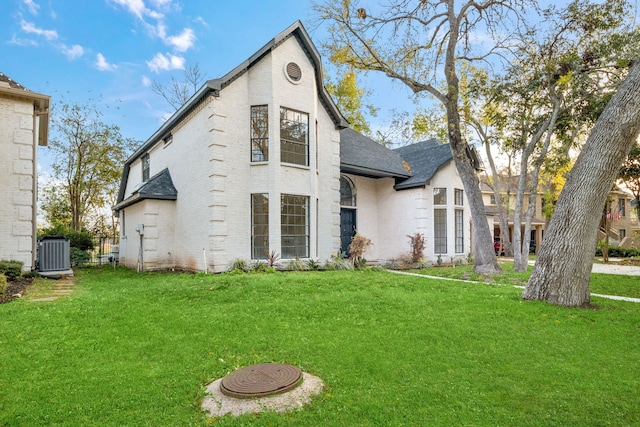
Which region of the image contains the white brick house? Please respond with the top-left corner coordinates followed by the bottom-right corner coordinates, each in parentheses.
top-left (114, 21), bottom-right (474, 271)
top-left (0, 73), bottom-right (50, 271)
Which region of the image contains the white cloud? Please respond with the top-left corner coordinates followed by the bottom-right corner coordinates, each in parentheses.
top-left (95, 53), bottom-right (117, 71)
top-left (23, 0), bottom-right (40, 15)
top-left (165, 28), bottom-right (195, 52)
top-left (194, 16), bottom-right (208, 27)
top-left (141, 75), bottom-right (152, 87)
top-left (108, 0), bottom-right (148, 19)
top-left (62, 44), bottom-right (84, 60)
top-left (146, 52), bottom-right (184, 73)
top-left (20, 19), bottom-right (58, 40)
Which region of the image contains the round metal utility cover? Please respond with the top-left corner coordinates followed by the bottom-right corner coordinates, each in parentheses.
top-left (220, 363), bottom-right (303, 399)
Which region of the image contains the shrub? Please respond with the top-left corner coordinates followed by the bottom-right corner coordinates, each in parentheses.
top-left (349, 233), bottom-right (373, 268)
top-left (251, 261), bottom-right (268, 273)
top-left (324, 253), bottom-right (353, 271)
top-left (267, 250), bottom-right (281, 268)
top-left (407, 233), bottom-right (425, 263)
top-left (306, 259), bottom-right (321, 271)
top-left (595, 245), bottom-right (640, 258)
top-left (0, 261), bottom-right (23, 280)
top-left (286, 258), bottom-right (309, 271)
top-left (228, 259), bottom-right (249, 273)
top-left (70, 248), bottom-right (90, 267)
top-left (0, 273), bottom-right (6, 295)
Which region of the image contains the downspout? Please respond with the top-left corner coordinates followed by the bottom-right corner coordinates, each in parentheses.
top-left (32, 110), bottom-right (37, 270)
top-left (32, 107), bottom-right (48, 270)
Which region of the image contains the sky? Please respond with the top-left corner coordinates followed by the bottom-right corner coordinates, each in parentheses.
top-left (1, 0), bottom-right (416, 175)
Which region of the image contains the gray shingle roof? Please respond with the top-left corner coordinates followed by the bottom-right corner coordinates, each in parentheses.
top-left (113, 168), bottom-right (177, 210)
top-left (393, 139), bottom-right (453, 190)
top-left (340, 128), bottom-right (410, 178)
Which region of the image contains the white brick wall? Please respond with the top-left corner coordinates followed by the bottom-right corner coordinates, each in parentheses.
top-left (119, 35), bottom-right (342, 272)
top-left (0, 97), bottom-right (36, 270)
top-left (343, 161), bottom-right (472, 264)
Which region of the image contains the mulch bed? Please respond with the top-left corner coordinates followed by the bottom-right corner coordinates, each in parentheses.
top-left (0, 277), bottom-right (34, 304)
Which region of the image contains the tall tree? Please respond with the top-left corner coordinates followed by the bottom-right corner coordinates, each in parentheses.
top-left (46, 99), bottom-right (137, 232)
top-left (522, 60), bottom-right (640, 307)
top-left (314, 0), bottom-right (538, 274)
top-left (152, 63), bottom-right (205, 111)
top-left (618, 141), bottom-right (640, 219)
top-left (325, 68), bottom-right (378, 134)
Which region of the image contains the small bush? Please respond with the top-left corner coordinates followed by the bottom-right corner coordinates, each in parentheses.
top-left (349, 233), bottom-right (372, 268)
top-left (70, 248), bottom-right (90, 267)
top-left (0, 273), bottom-right (6, 295)
top-left (267, 250), bottom-right (281, 268)
top-left (286, 258), bottom-right (309, 271)
top-left (251, 261), bottom-right (268, 273)
top-left (0, 261), bottom-right (23, 280)
top-left (307, 259), bottom-right (321, 271)
top-left (228, 259), bottom-right (249, 273)
top-left (595, 245), bottom-right (640, 258)
top-left (324, 253), bottom-right (353, 271)
top-left (407, 233), bottom-right (425, 264)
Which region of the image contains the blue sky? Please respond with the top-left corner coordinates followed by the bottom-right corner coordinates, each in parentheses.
top-left (2, 0), bottom-right (415, 173)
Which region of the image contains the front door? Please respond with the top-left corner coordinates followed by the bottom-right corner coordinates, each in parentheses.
top-left (340, 208), bottom-right (356, 256)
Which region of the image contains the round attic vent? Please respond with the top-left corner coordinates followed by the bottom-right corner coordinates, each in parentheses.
top-left (220, 363), bottom-right (303, 399)
top-left (285, 62), bottom-right (302, 83)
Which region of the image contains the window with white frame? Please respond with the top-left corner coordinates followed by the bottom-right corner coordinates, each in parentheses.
top-left (141, 153), bottom-right (150, 181)
top-left (280, 107), bottom-right (309, 166)
top-left (434, 188), bottom-right (447, 205)
top-left (251, 105), bottom-right (269, 162)
top-left (281, 194), bottom-right (309, 258)
top-left (340, 176), bottom-right (356, 207)
top-left (455, 209), bottom-right (464, 253)
top-left (434, 208), bottom-right (447, 253)
top-left (251, 194), bottom-right (269, 259)
top-left (455, 188), bottom-right (464, 206)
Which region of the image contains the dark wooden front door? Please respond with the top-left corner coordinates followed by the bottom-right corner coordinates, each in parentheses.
top-left (340, 208), bottom-right (356, 256)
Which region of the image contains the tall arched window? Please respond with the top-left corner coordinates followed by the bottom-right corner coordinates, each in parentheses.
top-left (340, 176), bottom-right (356, 207)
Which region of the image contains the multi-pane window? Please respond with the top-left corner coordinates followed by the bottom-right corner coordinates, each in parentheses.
top-left (620, 229), bottom-right (627, 239)
top-left (490, 194), bottom-right (497, 205)
top-left (251, 105), bottom-right (269, 162)
top-left (280, 107), bottom-right (309, 166)
top-left (455, 209), bottom-right (464, 253)
top-left (141, 153), bottom-right (150, 181)
top-left (433, 188), bottom-right (447, 205)
top-left (618, 198), bottom-right (626, 217)
top-left (340, 176), bottom-right (356, 207)
top-left (281, 194), bottom-right (309, 258)
top-left (251, 194), bottom-right (269, 259)
top-left (455, 188), bottom-right (464, 206)
top-left (434, 208), bottom-right (447, 253)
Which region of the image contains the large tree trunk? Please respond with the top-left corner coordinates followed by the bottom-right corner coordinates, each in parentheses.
top-left (523, 61), bottom-right (640, 306)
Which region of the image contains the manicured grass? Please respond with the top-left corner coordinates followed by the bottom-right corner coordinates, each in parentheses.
top-left (1, 267), bottom-right (639, 426)
top-left (411, 263), bottom-right (640, 299)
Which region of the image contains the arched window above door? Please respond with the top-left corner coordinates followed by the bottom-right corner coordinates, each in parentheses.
top-left (340, 176), bottom-right (356, 207)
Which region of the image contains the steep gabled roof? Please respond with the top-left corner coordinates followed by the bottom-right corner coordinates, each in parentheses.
top-left (393, 139), bottom-right (453, 190)
top-left (116, 21), bottom-right (348, 209)
top-left (340, 128), bottom-right (410, 178)
top-left (113, 168), bottom-right (177, 211)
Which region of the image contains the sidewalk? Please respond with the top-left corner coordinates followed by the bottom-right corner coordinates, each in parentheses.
top-left (388, 267), bottom-right (640, 304)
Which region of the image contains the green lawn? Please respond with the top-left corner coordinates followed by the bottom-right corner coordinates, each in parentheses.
top-left (1, 267), bottom-right (639, 426)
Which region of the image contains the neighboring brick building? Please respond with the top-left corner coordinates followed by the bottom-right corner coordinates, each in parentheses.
top-left (0, 73), bottom-right (50, 271)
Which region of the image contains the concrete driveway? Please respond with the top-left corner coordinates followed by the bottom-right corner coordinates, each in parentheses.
top-left (526, 258), bottom-right (640, 276)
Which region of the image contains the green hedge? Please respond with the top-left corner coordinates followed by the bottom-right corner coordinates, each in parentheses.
top-left (0, 273), bottom-right (6, 294)
top-left (0, 261), bottom-right (23, 280)
top-left (595, 245), bottom-right (640, 258)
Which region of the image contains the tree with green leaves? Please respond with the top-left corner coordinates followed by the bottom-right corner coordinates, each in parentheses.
top-left (314, 0), bottom-right (542, 274)
top-left (326, 68), bottom-right (377, 134)
top-left (45, 99), bottom-right (137, 235)
top-left (523, 59), bottom-right (640, 307)
top-left (618, 141), bottom-right (640, 219)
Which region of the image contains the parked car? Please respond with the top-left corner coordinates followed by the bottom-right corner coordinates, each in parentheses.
top-left (494, 238), bottom-right (505, 256)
